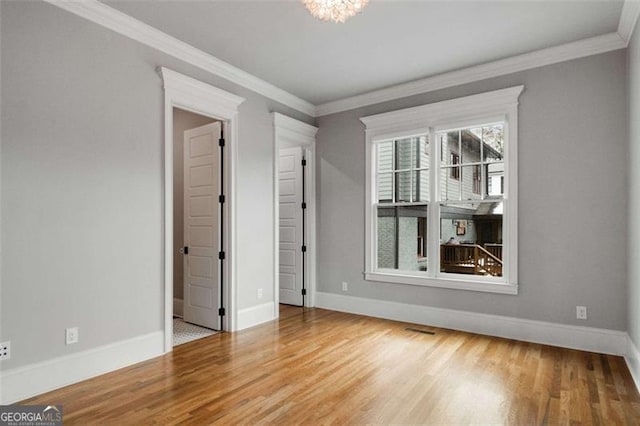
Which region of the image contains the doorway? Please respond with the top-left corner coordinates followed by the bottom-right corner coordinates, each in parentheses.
top-left (172, 108), bottom-right (221, 346)
top-left (161, 66), bottom-right (245, 352)
top-left (273, 113), bottom-right (318, 312)
top-left (278, 146), bottom-right (306, 306)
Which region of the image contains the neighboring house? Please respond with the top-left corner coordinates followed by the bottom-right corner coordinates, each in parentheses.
top-left (377, 127), bottom-right (505, 276)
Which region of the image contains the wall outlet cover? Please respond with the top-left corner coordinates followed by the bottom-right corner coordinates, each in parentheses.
top-left (66, 327), bottom-right (79, 345)
top-left (576, 306), bottom-right (587, 320)
top-left (0, 341), bottom-right (10, 361)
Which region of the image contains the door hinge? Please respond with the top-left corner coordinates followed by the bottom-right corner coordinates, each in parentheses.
top-left (183, 246), bottom-right (189, 255)
top-left (218, 307), bottom-right (226, 316)
top-left (219, 194), bottom-right (225, 203)
top-left (301, 158), bottom-right (307, 166)
top-left (301, 202), bottom-right (307, 209)
top-left (301, 245), bottom-right (307, 252)
top-left (301, 288), bottom-right (307, 296)
top-left (218, 251), bottom-right (226, 260)
top-left (219, 138), bottom-right (225, 147)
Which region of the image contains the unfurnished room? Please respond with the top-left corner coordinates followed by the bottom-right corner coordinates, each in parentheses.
top-left (2, 0), bottom-right (640, 424)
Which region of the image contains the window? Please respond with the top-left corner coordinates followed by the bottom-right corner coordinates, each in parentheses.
top-left (376, 137), bottom-right (429, 271)
top-left (450, 153), bottom-right (460, 180)
top-left (362, 86), bottom-right (522, 294)
top-left (473, 165), bottom-right (481, 194)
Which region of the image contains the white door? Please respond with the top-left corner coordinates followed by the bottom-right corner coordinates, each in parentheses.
top-left (183, 122), bottom-right (222, 330)
top-left (279, 147), bottom-right (305, 306)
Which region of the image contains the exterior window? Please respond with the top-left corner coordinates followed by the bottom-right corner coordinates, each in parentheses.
top-left (473, 165), bottom-right (481, 194)
top-left (363, 86), bottom-right (522, 294)
top-left (450, 152), bottom-right (460, 180)
top-left (376, 137), bottom-right (429, 272)
top-left (438, 124), bottom-right (504, 277)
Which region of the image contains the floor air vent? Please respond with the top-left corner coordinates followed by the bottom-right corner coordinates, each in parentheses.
top-left (405, 327), bottom-right (435, 335)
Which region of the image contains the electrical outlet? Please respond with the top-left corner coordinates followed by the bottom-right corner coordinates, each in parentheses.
top-left (66, 327), bottom-right (79, 345)
top-left (576, 306), bottom-right (587, 320)
top-left (342, 281), bottom-right (348, 292)
top-left (257, 288), bottom-right (263, 299)
top-left (0, 341), bottom-right (10, 361)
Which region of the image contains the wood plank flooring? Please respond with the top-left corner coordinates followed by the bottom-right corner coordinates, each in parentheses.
top-left (24, 306), bottom-right (640, 424)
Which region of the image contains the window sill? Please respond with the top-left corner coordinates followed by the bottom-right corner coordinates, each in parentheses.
top-left (364, 271), bottom-right (518, 295)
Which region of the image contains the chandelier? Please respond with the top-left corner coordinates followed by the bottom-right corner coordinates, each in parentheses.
top-left (303, 0), bottom-right (369, 23)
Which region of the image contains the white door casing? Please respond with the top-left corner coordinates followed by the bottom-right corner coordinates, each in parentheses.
top-left (278, 147), bottom-right (304, 306)
top-left (273, 113), bottom-right (318, 314)
top-left (162, 67), bottom-right (245, 352)
top-left (183, 122), bottom-right (222, 330)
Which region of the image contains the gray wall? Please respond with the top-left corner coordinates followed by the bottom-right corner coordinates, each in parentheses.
top-left (316, 49), bottom-right (628, 330)
top-left (0, 1), bottom-right (312, 370)
top-left (628, 19), bottom-right (640, 346)
top-left (172, 109), bottom-right (216, 301)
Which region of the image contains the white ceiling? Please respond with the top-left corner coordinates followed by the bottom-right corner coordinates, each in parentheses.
top-left (104, 1), bottom-right (624, 105)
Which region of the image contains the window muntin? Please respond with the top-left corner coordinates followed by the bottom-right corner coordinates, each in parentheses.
top-left (373, 122), bottom-right (508, 282)
top-left (363, 85), bottom-right (521, 293)
top-left (438, 123), bottom-right (504, 202)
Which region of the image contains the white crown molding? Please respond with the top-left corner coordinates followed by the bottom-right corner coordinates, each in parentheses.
top-left (618, 1), bottom-right (640, 45)
top-left (316, 292), bottom-right (628, 356)
top-left (44, 0), bottom-right (316, 117)
top-left (316, 32), bottom-right (625, 116)
top-left (44, 0), bottom-right (640, 119)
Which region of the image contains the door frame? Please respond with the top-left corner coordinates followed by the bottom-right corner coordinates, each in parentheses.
top-left (273, 113), bottom-right (318, 316)
top-left (161, 67), bottom-right (245, 352)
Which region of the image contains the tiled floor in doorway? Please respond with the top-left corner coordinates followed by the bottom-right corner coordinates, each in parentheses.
top-left (173, 318), bottom-right (216, 346)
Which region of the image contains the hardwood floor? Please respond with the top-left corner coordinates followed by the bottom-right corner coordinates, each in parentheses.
top-left (25, 306), bottom-right (640, 424)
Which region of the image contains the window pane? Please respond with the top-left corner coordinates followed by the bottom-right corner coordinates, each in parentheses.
top-left (377, 206), bottom-right (428, 271)
top-left (377, 208), bottom-right (396, 269)
top-left (395, 171), bottom-right (412, 202)
top-left (395, 138), bottom-right (415, 170)
top-left (440, 201), bottom-right (503, 277)
top-left (486, 162), bottom-right (504, 197)
top-left (482, 124), bottom-right (504, 163)
top-left (440, 131), bottom-right (460, 166)
top-left (460, 128), bottom-right (482, 165)
top-left (472, 165), bottom-right (482, 195)
top-left (415, 169), bottom-right (429, 202)
top-left (440, 167), bottom-right (461, 201)
top-left (377, 141), bottom-right (394, 171)
top-left (459, 165), bottom-right (482, 201)
top-left (417, 136), bottom-right (429, 168)
top-left (377, 172), bottom-right (393, 203)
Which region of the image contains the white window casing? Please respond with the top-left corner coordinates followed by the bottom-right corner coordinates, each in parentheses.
top-left (361, 86), bottom-right (524, 295)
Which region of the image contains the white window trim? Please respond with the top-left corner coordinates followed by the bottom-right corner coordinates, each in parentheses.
top-left (361, 86), bottom-right (523, 295)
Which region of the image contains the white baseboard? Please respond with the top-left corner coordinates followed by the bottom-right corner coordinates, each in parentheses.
top-left (626, 336), bottom-right (640, 394)
top-left (316, 292), bottom-right (627, 356)
top-left (237, 302), bottom-right (276, 331)
top-left (173, 297), bottom-right (184, 318)
top-left (0, 331), bottom-right (164, 405)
